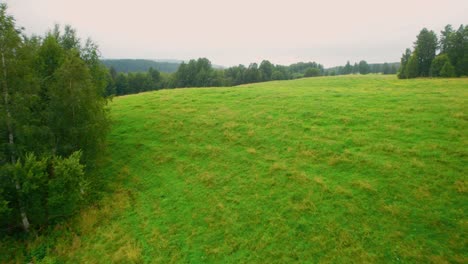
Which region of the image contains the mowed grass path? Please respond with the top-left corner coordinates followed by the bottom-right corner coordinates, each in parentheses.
top-left (9, 75), bottom-right (468, 263)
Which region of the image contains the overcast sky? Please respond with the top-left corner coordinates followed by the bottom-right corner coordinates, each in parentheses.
top-left (5, 0), bottom-right (468, 67)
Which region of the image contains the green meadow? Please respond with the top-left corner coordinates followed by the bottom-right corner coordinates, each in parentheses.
top-left (2, 75), bottom-right (467, 263)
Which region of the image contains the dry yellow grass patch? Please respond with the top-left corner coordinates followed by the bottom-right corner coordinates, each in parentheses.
top-left (428, 255), bottom-right (450, 264)
top-left (381, 204), bottom-right (401, 216)
top-left (222, 121), bottom-right (239, 129)
top-left (343, 201), bottom-right (360, 214)
top-left (452, 112), bottom-right (465, 120)
top-left (292, 198), bottom-right (316, 212)
top-left (112, 189), bottom-right (133, 210)
top-left (288, 171), bottom-right (310, 183)
top-left (334, 185), bottom-right (353, 197)
top-left (270, 162), bottom-right (287, 172)
top-left (223, 130), bottom-right (239, 141)
top-left (327, 155), bottom-right (350, 166)
top-left (154, 154), bottom-right (174, 165)
top-left (246, 147), bottom-right (257, 154)
top-left (340, 116), bottom-right (351, 124)
top-left (313, 176), bottom-right (325, 185)
top-left (71, 234), bottom-right (82, 250)
top-left (180, 107), bottom-right (197, 113)
top-left (313, 176), bottom-right (330, 192)
top-left (149, 229), bottom-right (170, 250)
top-left (206, 144), bottom-right (222, 155)
top-left (383, 161), bottom-right (396, 170)
top-left (118, 165), bottom-right (130, 179)
top-left (300, 149), bottom-right (316, 158)
top-left (263, 153), bottom-right (278, 162)
top-left (389, 230), bottom-right (404, 240)
top-left (352, 180), bottom-right (376, 192)
top-left (414, 185), bottom-right (431, 199)
top-left (410, 158), bottom-right (425, 168)
top-left (78, 207), bottom-right (99, 234)
top-left (454, 180), bottom-right (466, 193)
top-left (198, 171), bottom-right (216, 187)
top-left (451, 255), bottom-right (467, 264)
top-left (112, 241), bottom-right (143, 264)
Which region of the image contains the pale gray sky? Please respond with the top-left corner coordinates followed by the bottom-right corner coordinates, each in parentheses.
top-left (5, 0), bottom-right (468, 67)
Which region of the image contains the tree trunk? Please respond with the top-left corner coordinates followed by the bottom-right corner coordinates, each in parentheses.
top-left (1, 51), bottom-right (30, 232)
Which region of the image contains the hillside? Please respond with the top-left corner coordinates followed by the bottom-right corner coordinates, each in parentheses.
top-left (101, 59), bottom-right (182, 73)
top-left (101, 59), bottom-right (226, 73)
top-left (2, 75), bottom-right (467, 263)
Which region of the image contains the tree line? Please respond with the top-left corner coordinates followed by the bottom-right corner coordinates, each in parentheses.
top-left (398, 24), bottom-right (467, 78)
top-left (102, 59), bottom-right (181, 73)
top-left (105, 58), bottom-right (403, 96)
top-left (0, 4), bottom-right (110, 233)
top-left (326, 61), bottom-right (399, 76)
top-left (106, 59), bottom-right (328, 96)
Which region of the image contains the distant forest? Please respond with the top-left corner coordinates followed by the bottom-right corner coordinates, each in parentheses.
top-left (101, 59), bottom-right (181, 73)
top-left (326, 62), bottom-right (399, 76)
top-left (105, 59), bottom-right (399, 96)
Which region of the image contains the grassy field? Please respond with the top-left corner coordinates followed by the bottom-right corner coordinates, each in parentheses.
top-left (2, 75), bottom-right (467, 263)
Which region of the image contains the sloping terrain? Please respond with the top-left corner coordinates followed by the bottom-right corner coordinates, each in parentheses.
top-left (3, 75), bottom-right (467, 263)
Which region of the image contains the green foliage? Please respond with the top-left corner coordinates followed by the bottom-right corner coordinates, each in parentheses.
top-left (81, 39), bottom-right (108, 97)
top-left (439, 24), bottom-right (454, 53)
top-left (47, 50), bottom-right (109, 163)
top-left (127, 72), bottom-right (147, 93)
top-left (304, 67), bottom-right (321, 77)
top-left (0, 189), bottom-right (9, 218)
top-left (0, 4), bottom-right (21, 57)
top-left (0, 164), bottom-right (16, 228)
top-left (414, 28), bottom-right (438, 77)
top-left (47, 151), bottom-right (85, 219)
top-left (343, 61), bottom-right (353, 74)
top-left (400, 24), bottom-right (467, 78)
top-left (289, 61), bottom-right (324, 75)
top-left (442, 25), bottom-right (467, 76)
top-left (174, 58), bottom-right (219, 88)
top-left (2, 152), bottom-right (85, 228)
top-left (115, 72), bottom-right (129, 95)
top-left (148, 67), bottom-right (160, 85)
top-left (259, 60), bottom-right (274, 81)
top-left (358, 60), bottom-right (370, 74)
top-left (0, 5), bottom-right (109, 232)
top-left (430, 54), bottom-right (450, 77)
top-left (353, 62), bottom-right (359, 74)
top-left (35, 35), bottom-right (65, 81)
top-left (59, 25), bottom-right (80, 51)
top-left (14, 153), bottom-right (49, 225)
top-left (244, 63), bottom-right (260, 83)
top-left (439, 61), bottom-right (456, 77)
top-left (104, 69), bottom-right (116, 97)
top-left (271, 69), bottom-right (287, 80)
top-left (405, 52), bottom-right (419, 78)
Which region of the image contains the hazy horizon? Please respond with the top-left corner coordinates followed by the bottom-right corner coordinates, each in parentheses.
top-left (6, 0), bottom-right (468, 67)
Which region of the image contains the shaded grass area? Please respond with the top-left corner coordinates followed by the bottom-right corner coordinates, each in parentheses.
top-left (2, 75), bottom-right (467, 263)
